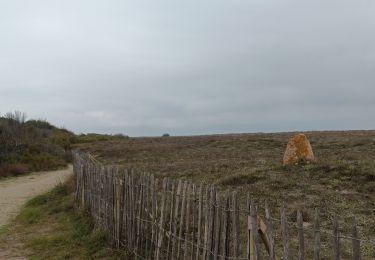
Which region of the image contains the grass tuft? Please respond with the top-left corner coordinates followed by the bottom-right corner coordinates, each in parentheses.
top-left (11, 178), bottom-right (129, 259)
top-left (0, 225), bottom-right (9, 236)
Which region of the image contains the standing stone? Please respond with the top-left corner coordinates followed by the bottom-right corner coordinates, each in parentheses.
top-left (283, 134), bottom-right (315, 165)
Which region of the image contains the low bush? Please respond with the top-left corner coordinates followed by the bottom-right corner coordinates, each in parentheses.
top-left (75, 133), bottom-right (128, 143)
top-left (0, 163), bottom-right (29, 178)
top-left (8, 164), bottom-right (29, 176)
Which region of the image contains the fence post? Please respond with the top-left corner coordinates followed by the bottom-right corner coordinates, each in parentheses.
top-left (166, 180), bottom-right (175, 260)
top-left (265, 201), bottom-right (275, 260)
top-left (196, 184), bottom-right (204, 260)
top-left (249, 201), bottom-right (260, 260)
top-left (155, 178), bottom-right (168, 260)
top-left (351, 218), bottom-right (361, 260)
top-left (206, 187), bottom-right (215, 260)
top-left (221, 191), bottom-right (230, 260)
top-left (81, 164), bottom-right (85, 209)
top-left (232, 191), bottom-right (240, 259)
top-left (115, 176), bottom-right (121, 248)
top-left (332, 216), bottom-right (340, 260)
top-left (297, 210), bottom-right (305, 260)
top-left (177, 181), bottom-right (188, 259)
top-left (184, 183), bottom-right (192, 260)
top-left (281, 206), bottom-right (289, 260)
top-left (213, 191), bottom-right (221, 260)
top-left (313, 208), bottom-right (320, 260)
top-left (171, 180), bottom-right (182, 260)
top-left (191, 184), bottom-right (197, 260)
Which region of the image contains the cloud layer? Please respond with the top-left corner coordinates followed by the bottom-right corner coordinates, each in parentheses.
top-left (1, 0), bottom-right (374, 135)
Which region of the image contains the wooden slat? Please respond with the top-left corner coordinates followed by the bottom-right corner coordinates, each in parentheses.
top-left (232, 191), bottom-right (240, 259)
top-left (155, 178), bottom-right (168, 260)
top-left (191, 184), bottom-right (197, 260)
top-left (250, 201), bottom-right (260, 260)
top-left (171, 180), bottom-right (182, 260)
top-left (144, 173), bottom-right (151, 260)
top-left (213, 191), bottom-right (221, 260)
top-left (351, 218), bottom-right (361, 260)
top-left (207, 187), bottom-right (215, 259)
top-left (280, 206), bottom-right (289, 260)
top-left (196, 184), bottom-right (204, 260)
top-left (153, 178), bottom-right (159, 258)
top-left (332, 216), bottom-right (340, 260)
top-left (150, 175), bottom-right (156, 258)
top-left (177, 181), bottom-right (188, 259)
top-left (166, 181), bottom-right (176, 260)
top-left (136, 174), bottom-right (143, 254)
top-left (247, 195), bottom-right (251, 260)
top-left (221, 192), bottom-right (229, 260)
top-left (115, 177), bottom-right (121, 248)
top-left (297, 210), bottom-right (305, 260)
top-left (313, 208), bottom-right (320, 260)
top-left (184, 183), bottom-right (192, 260)
top-left (203, 186), bottom-right (210, 260)
top-left (265, 201), bottom-right (275, 260)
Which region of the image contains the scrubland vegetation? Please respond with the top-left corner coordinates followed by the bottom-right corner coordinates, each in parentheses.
top-left (0, 178), bottom-right (128, 259)
top-left (0, 111), bottom-right (128, 178)
top-left (77, 130), bottom-right (375, 255)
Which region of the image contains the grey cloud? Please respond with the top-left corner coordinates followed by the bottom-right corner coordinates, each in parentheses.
top-left (0, 0), bottom-right (374, 136)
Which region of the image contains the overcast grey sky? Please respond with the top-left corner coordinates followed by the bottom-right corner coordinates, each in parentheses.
top-left (0, 0), bottom-right (374, 136)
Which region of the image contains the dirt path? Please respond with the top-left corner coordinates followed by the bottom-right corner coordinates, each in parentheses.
top-left (0, 166), bottom-right (73, 227)
top-left (0, 167), bottom-right (73, 259)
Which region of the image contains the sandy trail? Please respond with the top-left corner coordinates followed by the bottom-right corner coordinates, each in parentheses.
top-left (0, 166), bottom-right (73, 227)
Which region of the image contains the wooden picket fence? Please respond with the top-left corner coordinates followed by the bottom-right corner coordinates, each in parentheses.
top-left (73, 151), bottom-right (371, 259)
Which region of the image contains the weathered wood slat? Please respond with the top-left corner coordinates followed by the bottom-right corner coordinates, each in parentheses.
top-left (221, 192), bottom-right (230, 260)
top-left (196, 184), bottom-right (204, 260)
top-left (264, 201), bottom-right (275, 260)
top-left (177, 181), bottom-right (188, 259)
top-left (153, 178), bottom-right (159, 259)
top-left (184, 183), bottom-right (192, 260)
top-left (191, 184), bottom-right (197, 260)
top-left (115, 176), bottom-right (121, 248)
top-left (213, 192), bottom-right (221, 260)
top-left (297, 210), bottom-right (305, 260)
top-left (171, 180), bottom-right (182, 260)
top-left (332, 216), bottom-right (340, 260)
top-left (281, 206), bottom-right (289, 260)
top-left (250, 201), bottom-right (260, 260)
top-left (351, 218), bottom-right (361, 260)
top-left (313, 208), bottom-right (320, 260)
top-left (166, 181), bottom-right (176, 260)
top-left (207, 187), bottom-right (215, 259)
top-left (155, 178), bottom-right (168, 260)
top-left (232, 191), bottom-right (240, 259)
top-left (203, 186), bottom-right (210, 260)
top-left (247, 195), bottom-right (251, 260)
top-left (144, 173), bottom-right (151, 260)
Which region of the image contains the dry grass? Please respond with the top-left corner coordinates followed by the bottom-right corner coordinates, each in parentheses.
top-left (76, 130), bottom-right (375, 257)
top-left (0, 178), bottom-right (129, 259)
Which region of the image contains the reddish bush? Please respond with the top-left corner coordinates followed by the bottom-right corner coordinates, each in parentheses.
top-left (8, 164), bottom-right (29, 176)
top-left (0, 163), bottom-right (29, 177)
top-left (0, 167), bottom-right (7, 178)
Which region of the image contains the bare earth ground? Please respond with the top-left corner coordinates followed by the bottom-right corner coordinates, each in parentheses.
top-left (0, 166), bottom-right (73, 259)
